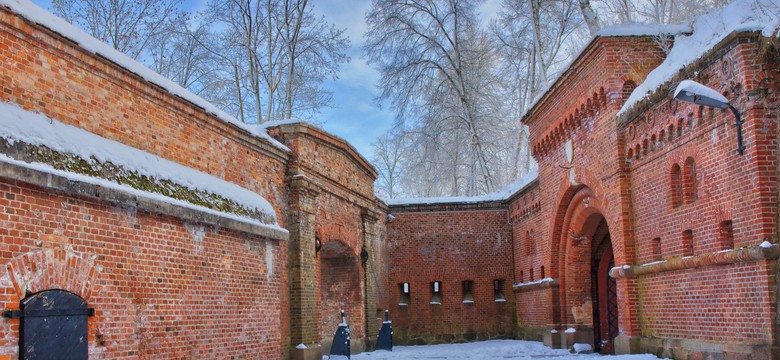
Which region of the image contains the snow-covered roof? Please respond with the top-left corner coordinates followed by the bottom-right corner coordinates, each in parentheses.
top-left (595, 23), bottom-right (691, 37)
top-left (0, 0), bottom-right (289, 153)
top-left (0, 101), bottom-right (280, 226)
top-left (521, 23), bottom-right (692, 123)
top-left (386, 169), bottom-right (538, 206)
top-left (618, 0), bottom-right (780, 117)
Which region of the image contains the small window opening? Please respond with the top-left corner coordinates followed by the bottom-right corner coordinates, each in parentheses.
top-left (719, 220), bottom-right (734, 250)
top-left (682, 230), bottom-right (694, 257)
top-left (462, 280), bottom-right (474, 304)
top-left (430, 281), bottom-right (442, 305)
top-left (683, 157), bottom-right (697, 204)
top-left (652, 237), bottom-right (662, 261)
top-left (520, 271), bottom-right (524, 283)
top-left (622, 80), bottom-right (637, 104)
top-left (677, 118), bottom-right (684, 137)
top-left (671, 164), bottom-right (683, 208)
top-left (540, 266), bottom-right (545, 279)
top-left (398, 283), bottom-right (410, 306)
top-left (529, 268), bottom-right (534, 281)
top-left (494, 279), bottom-right (506, 302)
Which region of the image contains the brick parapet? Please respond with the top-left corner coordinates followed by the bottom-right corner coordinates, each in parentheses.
top-left (0, 6), bottom-right (290, 224)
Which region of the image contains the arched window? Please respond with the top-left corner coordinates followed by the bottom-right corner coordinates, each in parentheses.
top-left (683, 157), bottom-right (697, 204)
top-left (622, 80), bottom-right (637, 104)
top-left (671, 164), bottom-right (683, 208)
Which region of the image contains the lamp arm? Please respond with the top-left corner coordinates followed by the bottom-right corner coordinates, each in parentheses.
top-left (728, 104), bottom-right (745, 155)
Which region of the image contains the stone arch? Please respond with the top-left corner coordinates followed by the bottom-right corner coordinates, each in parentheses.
top-left (4, 245), bottom-right (101, 303)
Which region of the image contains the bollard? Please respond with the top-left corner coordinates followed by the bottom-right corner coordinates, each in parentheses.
top-left (376, 309), bottom-right (393, 351)
top-left (329, 310), bottom-right (350, 359)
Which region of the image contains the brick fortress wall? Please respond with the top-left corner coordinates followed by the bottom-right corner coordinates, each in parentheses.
top-left (0, 6), bottom-right (292, 359)
top-left (385, 202), bottom-right (515, 344)
top-left (615, 33), bottom-right (780, 358)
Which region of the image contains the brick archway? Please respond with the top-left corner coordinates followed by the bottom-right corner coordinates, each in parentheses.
top-left (550, 185), bottom-right (617, 352)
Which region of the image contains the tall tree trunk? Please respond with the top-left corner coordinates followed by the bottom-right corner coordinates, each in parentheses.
top-left (579, 0), bottom-right (600, 36)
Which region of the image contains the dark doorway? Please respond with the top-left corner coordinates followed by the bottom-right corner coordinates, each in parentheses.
top-left (591, 221), bottom-right (618, 354)
top-left (18, 290), bottom-right (92, 360)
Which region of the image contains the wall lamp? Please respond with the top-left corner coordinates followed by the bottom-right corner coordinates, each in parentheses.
top-left (673, 80), bottom-right (745, 155)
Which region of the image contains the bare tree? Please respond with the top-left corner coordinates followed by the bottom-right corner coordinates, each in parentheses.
top-left (51, 0), bottom-right (181, 59)
top-left (365, 0), bottom-right (508, 196)
top-left (147, 14), bottom-right (215, 92)
top-left (373, 128), bottom-right (407, 199)
top-left (202, 0), bottom-right (348, 123)
top-left (578, 0), bottom-right (600, 35)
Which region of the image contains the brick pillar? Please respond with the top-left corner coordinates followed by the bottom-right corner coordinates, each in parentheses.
top-left (288, 175), bottom-right (321, 360)
top-left (361, 209), bottom-right (380, 351)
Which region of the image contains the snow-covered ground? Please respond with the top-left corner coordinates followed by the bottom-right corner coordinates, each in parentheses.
top-left (338, 340), bottom-right (664, 359)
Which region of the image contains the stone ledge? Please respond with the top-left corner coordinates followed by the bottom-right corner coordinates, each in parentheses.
top-left (0, 160), bottom-right (288, 241)
top-left (610, 243), bottom-right (779, 278)
top-left (512, 278), bottom-right (559, 293)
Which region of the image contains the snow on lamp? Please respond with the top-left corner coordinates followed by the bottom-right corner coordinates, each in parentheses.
top-left (673, 80), bottom-right (745, 155)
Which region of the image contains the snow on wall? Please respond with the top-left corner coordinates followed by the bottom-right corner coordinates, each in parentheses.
top-left (0, 0), bottom-right (289, 153)
top-left (618, 0), bottom-right (780, 117)
top-left (0, 101), bottom-right (279, 224)
top-left (0, 153), bottom-right (287, 234)
top-left (386, 169), bottom-right (538, 206)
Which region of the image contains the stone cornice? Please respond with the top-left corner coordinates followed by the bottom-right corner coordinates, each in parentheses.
top-left (610, 243), bottom-right (780, 278)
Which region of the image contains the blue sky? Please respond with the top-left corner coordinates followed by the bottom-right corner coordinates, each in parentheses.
top-left (31, 0), bottom-right (501, 161)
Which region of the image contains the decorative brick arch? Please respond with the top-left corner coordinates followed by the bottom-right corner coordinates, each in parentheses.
top-left (4, 245), bottom-right (101, 303)
top-left (548, 167), bottom-right (615, 332)
top-left (549, 166), bottom-right (609, 278)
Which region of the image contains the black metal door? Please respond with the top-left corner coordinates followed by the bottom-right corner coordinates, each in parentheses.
top-left (18, 290), bottom-right (92, 360)
top-left (605, 256), bottom-right (619, 346)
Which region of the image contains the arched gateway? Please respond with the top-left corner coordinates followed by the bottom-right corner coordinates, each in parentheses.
top-left (551, 186), bottom-right (618, 354)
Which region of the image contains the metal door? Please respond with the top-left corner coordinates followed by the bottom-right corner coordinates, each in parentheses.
top-left (4, 290), bottom-right (93, 360)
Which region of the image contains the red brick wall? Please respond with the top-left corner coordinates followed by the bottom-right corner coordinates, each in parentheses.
top-left (621, 36), bottom-right (779, 350)
top-left (512, 32), bottom-right (779, 357)
top-left (0, 7), bottom-right (293, 359)
top-left (0, 7), bottom-right (289, 222)
top-left (386, 204), bottom-right (514, 344)
top-left (508, 185), bottom-right (555, 337)
top-left (0, 179), bottom-right (288, 359)
top-left (513, 37), bottom-right (667, 343)
top-left (270, 123), bottom-right (383, 353)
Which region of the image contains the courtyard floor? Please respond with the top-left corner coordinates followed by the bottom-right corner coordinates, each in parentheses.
top-left (344, 340), bottom-right (664, 359)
